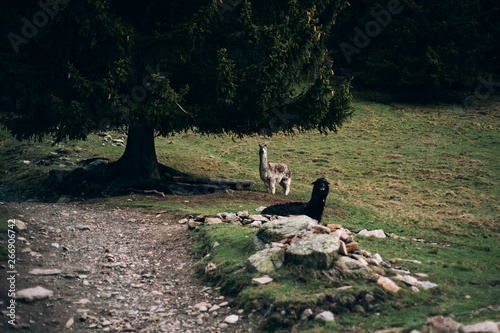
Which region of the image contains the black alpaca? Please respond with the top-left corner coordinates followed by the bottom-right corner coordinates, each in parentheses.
top-left (262, 178), bottom-right (330, 222)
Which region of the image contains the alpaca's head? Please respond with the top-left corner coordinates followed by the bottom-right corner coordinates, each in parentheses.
top-left (259, 144), bottom-right (267, 155)
top-left (311, 178), bottom-right (330, 203)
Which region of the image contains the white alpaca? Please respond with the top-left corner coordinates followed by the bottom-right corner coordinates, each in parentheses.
top-left (259, 144), bottom-right (292, 195)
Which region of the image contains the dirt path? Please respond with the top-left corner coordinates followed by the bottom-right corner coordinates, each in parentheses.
top-left (0, 201), bottom-right (260, 332)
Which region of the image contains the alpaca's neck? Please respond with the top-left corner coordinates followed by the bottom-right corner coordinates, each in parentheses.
top-left (310, 191), bottom-right (327, 204)
top-left (305, 200), bottom-right (326, 222)
top-left (306, 191), bottom-right (328, 222)
top-left (259, 151), bottom-right (269, 171)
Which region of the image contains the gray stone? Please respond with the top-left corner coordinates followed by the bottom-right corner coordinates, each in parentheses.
top-left (253, 236), bottom-right (267, 251)
top-left (29, 268), bottom-right (62, 276)
top-left (224, 314), bottom-right (239, 324)
top-left (372, 253), bottom-right (383, 265)
top-left (463, 321), bottom-right (500, 333)
top-left (89, 159), bottom-right (109, 168)
top-left (334, 256), bottom-right (371, 273)
top-left (241, 218), bottom-right (253, 225)
top-left (286, 234), bottom-right (340, 269)
top-left (237, 211), bottom-right (249, 218)
top-left (209, 305), bottom-right (221, 312)
top-left (249, 214), bottom-right (268, 222)
top-left (10, 219), bottom-right (27, 231)
top-left (76, 225), bottom-right (94, 231)
top-left (252, 276), bottom-right (273, 285)
top-left (417, 281), bottom-right (438, 290)
top-left (377, 276), bottom-right (401, 293)
top-left (249, 221), bottom-right (262, 228)
top-left (256, 215), bottom-right (318, 244)
top-left (225, 213), bottom-right (240, 222)
top-left (315, 311), bottom-right (335, 322)
top-left (255, 206), bottom-right (266, 212)
top-left (398, 258), bottom-right (422, 265)
top-left (424, 316), bottom-right (464, 333)
top-left (15, 286), bottom-right (53, 302)
top-left (358, 229), bottom-right (386, 238)
top-left (395, 274), bottom-right (420, 286)
top-left (301, 308), bottom-right (314, 320)
top-left (188, 220), bottom-right (202, 229)
top-left (247, 247), bottom-right (285, 273)
top-left (205, 217), bottom-right (223, 225)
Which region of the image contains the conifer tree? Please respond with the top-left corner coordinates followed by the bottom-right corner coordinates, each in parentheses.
top-left (0, 0), bottom-right (353, 189)
top-left (328, 0), bottom-right (499, 99)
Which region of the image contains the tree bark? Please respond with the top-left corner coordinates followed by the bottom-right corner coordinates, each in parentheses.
top-left (114, 125), bottom-right (161, 181)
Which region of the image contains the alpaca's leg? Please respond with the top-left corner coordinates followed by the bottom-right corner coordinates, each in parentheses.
top-left (270, 179), bottom-right (276, 194)
top-left (264, 179), bottom-right (272, 193)
top-left (282, 178), bottom-right (291, 196)
top-left (279, 179), bottom-right (286, 195)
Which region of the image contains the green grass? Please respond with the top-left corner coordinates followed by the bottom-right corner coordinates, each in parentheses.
top-left (0, 97), bottom-right (499, 331)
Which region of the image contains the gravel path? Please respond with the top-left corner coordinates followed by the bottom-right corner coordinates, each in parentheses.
top-left (0, 200), bottom-right (260, 332)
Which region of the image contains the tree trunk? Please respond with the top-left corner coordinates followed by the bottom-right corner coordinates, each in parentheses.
top-left (114, 125), bottom-right (161, 181)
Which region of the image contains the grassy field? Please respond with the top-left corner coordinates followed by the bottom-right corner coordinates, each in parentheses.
top-left (0, 97), bottom-right (499, 331)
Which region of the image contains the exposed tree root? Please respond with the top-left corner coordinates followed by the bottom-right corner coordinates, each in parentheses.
top-left (40, 162), bottom-right (250, 201)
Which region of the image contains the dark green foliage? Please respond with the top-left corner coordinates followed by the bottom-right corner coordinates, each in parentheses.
top-left (0, 208), bottom-right (9, 260)
top-left (328, 0), bottom-right (500, 99)
top-left (0, 0), bottom-right (353, 144)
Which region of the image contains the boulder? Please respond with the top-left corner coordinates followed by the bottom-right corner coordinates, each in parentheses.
top-left (188, 220), bottom-right (202, 229)
top-left (247, 247), bottom-right (286, 273)
top-left (225, 213), bottom-right (240, 222)
top-left (205, 217), bottom-right (223, 225)
top-left (249, 214), bottom-right (269, 222)
top-left (334, 256), bottom-right (371, 273)
top-left (377, 276), bottom-right (400, 293)
top-left (424, 316), bottom-right (464, 333)
top-left (315, 311), bottom-right (335, 322)
top-left (417, 281), bottom-right (438, 290)
top-left (237, 211), bottom-right (249, 218)
top-left (249, 221), bottom-right (262, 228)
top-left (358, 229), bottom-right (386, 238)
top-left (301, 309), bottom-right (314, 320)
top-left (253, 236), bottom-right (267, 251)
top-left (371, 253), bottom-right (383, 265)
top-left (256, 215), bottom-right (318, 244)
top-left (395, 274), bottom-right (420, 286)
top-left (286, 234), bottom-right (340, 269)
top-left (463, 321), bottom-right (500, 333)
